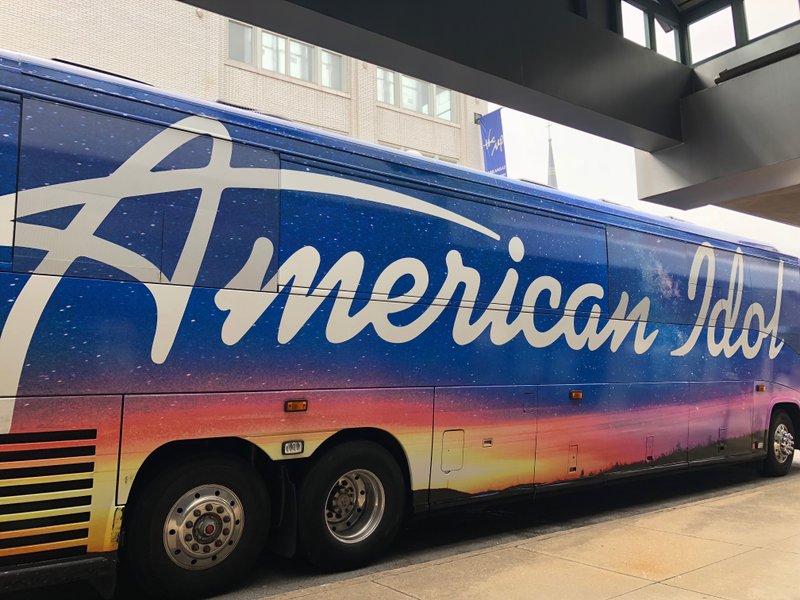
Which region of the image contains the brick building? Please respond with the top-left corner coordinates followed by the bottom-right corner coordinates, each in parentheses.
top-left (0, 0), bottom-right (487, 169)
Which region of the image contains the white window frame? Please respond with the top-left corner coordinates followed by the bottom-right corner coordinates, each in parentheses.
top-left (376, 68), bottom-right (457, 122)
top-left (227, 20), bottom-right (349, 93)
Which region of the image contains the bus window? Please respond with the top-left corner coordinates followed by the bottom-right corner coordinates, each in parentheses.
top-left (748, 255), bottom-right (799, 353)
top-left (279, 161), bottom-right (609, 315)
top-left (608, 227), bottom-right (695, 325)
top-left (14, 99), bottom-right (279, 291)
top-left (0, 95), bottom-right (19, 271)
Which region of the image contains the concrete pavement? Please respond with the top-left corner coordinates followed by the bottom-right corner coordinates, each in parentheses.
top-left (267, 458), bottom-right (800, 600)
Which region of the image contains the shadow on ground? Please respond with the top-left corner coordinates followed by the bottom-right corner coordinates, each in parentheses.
top-left (6, 460), bottom-right (794, 600)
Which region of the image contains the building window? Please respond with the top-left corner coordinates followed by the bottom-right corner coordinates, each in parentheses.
top-left (288, 40), bottom-right (312, 81)
top-left (744, 0), bottom-right (800, 39)
top-left (655, 19), bottom-right (678, 61)
top-left (688, 7), bottom-right (736, 63)
top-left (435, 86), bottom-right (453, 121)
top-left (377, 69), bottom-right (457, 122)
top-left (228, 20), bottom-right (347, 92)
top-left (260, 32), bottom-right (286, 75)
top-left (228, 21), bottom-right (253, 64)
top-left (621, 1), bottom-right (648, 47)
top-left (377, 68), bottom-right (395, 103)
top-left (401, 75), bottom-right (429, 113)
top-left (321, 50), bottom-right (344, 90)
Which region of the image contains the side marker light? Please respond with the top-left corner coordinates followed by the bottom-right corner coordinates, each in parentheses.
top-left (285, 399), bottom-right (308, 412)
top-left (282, 440), bottom-right (304, 455)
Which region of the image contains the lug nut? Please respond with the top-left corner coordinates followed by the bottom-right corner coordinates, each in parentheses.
top-left (205, 504), bottom-right (213, 511)
top-left (222, 516), bottom-right (230, 523)
top-left (216, 507), bottom-right (224, 514)
top-left (215, 540), bottom-right (223, 547)
top-left (193, 509), bottom-right (201, 517)
top-left (192, 543), bottom-right (199, 551)
top-left (203, 545), bottom-right (210, 553)
top-left (222, 528), bottom-right (230, 536)
top-left (186, 520), bottom-right (193, 528)
top-left (184, 534), bottom-right (192, 541)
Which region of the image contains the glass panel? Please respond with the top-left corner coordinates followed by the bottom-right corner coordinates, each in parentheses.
top-left (377, 68), bottom-right (395, 104)
top-left (400, 75), bottom-right (429, 114)
top-left (689, 7), bottom-right (736, 63)
top-left (621, 1), bottom-right (648, 47)
top-left (261, 32), bottom-right (286, 74)
top-left (655, 20), bottom-right (678, 60)
top-left (320, 50), bottom-right (344, 90)
top-left (288, 40), bottom-right (312, 81)
top-left (435, 86), bottom-right (453, 121)
top-left (744, 0), bottom-right (800, 39)
top-left (228, 21), bottom-right (253, 64)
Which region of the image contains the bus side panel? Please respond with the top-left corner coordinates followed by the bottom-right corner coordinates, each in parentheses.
top-left (534, 383), bottom-right (611, 485)
top-left (606, 383), bottom-right (689, 473)
top-left (429, 386), bottom-right (536, 506)
top-left (117, 388), bottom-right (434, 507)
top-left (0, 395), bottom-right (121, 559)
top-left (687, 381), bottom-right (753, 461)
top-left (0, 94), bottom-right (19, 271)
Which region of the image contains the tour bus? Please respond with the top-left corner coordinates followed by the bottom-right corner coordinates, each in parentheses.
top-left (0, 49), bottom-right (797, 598)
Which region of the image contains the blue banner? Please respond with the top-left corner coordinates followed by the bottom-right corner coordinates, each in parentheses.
top-left (479, 109), bottom-right (507, 176)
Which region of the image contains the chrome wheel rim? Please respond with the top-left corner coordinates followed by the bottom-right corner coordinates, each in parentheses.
top-left (773, 424), bottom-right (795, 464)
top-left (163, 484), bottom-right (244, 570)
top-left (324, 469), bottom-right (384, 544)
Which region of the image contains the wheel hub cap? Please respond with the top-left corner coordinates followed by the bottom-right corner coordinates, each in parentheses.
top-left (774, 424), bottom-right (795, 464)
top-left (324, 469), bottom-right (385, 544)
top-left (163, 485), bottom-right (244, 570)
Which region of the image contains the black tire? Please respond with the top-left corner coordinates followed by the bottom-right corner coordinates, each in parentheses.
top-left (297, 441), bottom-right (405, 571)
top-left (762, 409), bottom-right (796, 477)
top-left (122, 454), bottom-right (269, 599)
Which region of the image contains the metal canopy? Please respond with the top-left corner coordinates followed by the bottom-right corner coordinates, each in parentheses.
top-left (182, 0), bottom-right (693, 152)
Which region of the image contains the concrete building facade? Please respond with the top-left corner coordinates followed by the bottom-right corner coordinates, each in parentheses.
top-left (0, 0), bottom-right (487, 169)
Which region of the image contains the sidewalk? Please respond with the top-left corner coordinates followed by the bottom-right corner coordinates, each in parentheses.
top-left (268, 462), bottom-right (800, 600)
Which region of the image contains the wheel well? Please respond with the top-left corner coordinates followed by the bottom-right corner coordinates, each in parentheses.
top-left (123, 437), bottom-right (280, 529)
top-left (303, 428), bottom-right (414, 512)
top-left (122, 429), bottom-right (415, 541)
top-left (774, 402), bottom-right (800, 434)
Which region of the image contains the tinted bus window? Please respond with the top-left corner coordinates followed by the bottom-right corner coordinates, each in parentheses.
top-left (14, 99), bottom-right (279, 291)
top-left (0, 95), bottom-right (19, 271)
top-left (279, 161), bottom-right (609, 315)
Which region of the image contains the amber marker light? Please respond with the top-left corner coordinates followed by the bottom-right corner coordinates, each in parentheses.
top-left (569, 390), bottom-right (583, 401)
top-left (284, 399), bottom-right (308, 412)
top-left (755, 384), bottom-right (766, 392)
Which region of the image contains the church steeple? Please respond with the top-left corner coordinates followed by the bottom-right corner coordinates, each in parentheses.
top-left (547, 123), bottom-right (558, 189)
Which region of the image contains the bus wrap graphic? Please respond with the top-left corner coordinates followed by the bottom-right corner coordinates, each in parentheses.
top-left (0, 115), bottom-right (786, 425)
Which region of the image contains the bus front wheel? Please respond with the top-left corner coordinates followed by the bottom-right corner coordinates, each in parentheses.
top-left (297, 441), bottom-right (405, 571)
top-left (763, 409), bottom-right (796, 477)
top-left (123, 455), bottom-right (269, 598)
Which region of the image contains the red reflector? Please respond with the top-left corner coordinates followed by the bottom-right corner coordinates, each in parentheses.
top-left (569, 390), bottom-right (583, 401)
top-left (284, 399), bottom-right (308, 412)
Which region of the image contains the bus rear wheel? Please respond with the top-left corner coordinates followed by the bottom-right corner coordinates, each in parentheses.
top-left (123, 455), bottom-right (269, 598)
top-left (763, 409), bottom-right (796, 477)
top-left (297, 441), bottom-right (404, 571)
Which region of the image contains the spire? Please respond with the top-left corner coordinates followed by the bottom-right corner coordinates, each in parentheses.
top-left (547, 122), bottom-right (558, 188)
